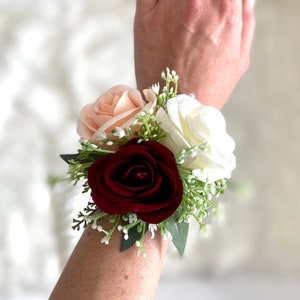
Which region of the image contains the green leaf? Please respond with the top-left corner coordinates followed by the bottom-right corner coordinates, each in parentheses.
top-left (166, 216), bottom-right (189, 256)
top-left (120, 221), bottom-right (147, 252)
top-left (60, 154), bottom-right (79, 164)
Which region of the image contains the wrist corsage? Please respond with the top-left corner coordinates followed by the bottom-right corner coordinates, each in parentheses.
top-left (61, 69), bottom-right (236, 256)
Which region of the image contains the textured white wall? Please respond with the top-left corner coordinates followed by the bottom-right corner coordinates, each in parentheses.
top-left (0, 1), bottom-right (299, 299)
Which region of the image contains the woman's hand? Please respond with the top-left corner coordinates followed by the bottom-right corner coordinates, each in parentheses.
top-left (134, 0), bottom-right (256, 109)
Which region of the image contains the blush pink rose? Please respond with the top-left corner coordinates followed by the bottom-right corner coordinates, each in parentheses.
top-left (77, 85), bottom-right (156, 147)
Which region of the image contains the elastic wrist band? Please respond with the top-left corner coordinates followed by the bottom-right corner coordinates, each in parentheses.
top-left (61, 69), bottom-right (236, 256)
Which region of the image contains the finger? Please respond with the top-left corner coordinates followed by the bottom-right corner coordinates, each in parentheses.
top-left (135, 0), bottom-right (158, 17)
top-left (241, 0), bottom-right (256, 53)
top-left (217, 0), bottom-right (242, 22)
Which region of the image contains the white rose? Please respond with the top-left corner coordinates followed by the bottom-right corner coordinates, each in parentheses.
top-left (156, 94), bottom-right (236, 182)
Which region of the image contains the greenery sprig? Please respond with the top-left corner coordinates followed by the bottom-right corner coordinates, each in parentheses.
top-left (61, 141), bottom-right (115, 193)
top-left (134, 111), bottom-right (166, 143)
top-left (156, 67), bottom-right (179, 108)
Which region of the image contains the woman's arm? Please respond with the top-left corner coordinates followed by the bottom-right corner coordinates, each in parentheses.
top-left (50, 220), bottom-right (169, 300)
top-left (50, 1), bottom-right (255, 299)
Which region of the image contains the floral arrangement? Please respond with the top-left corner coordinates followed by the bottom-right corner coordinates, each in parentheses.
top-left (61, 69), bottom-right (236, 256)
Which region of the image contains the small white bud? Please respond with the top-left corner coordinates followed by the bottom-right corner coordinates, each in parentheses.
top-left (177, 159), bottom-right (184, 165)
top-left (112, 127), bottom-right (126, 138)
top-left (163, 230), bottom-right (172, 241)
top-left (101, 236), bottom-right (109, 244)
top-left (93, 130), bottom-right (107, 141)
top-left (187, 149), bottom-right (197, 158)
top-left (128, 213), bottom-right (138, 223)
top-left (151, 83), bottom-right (160, 95)
top-left (84, 216), bottom-right (92, 223)
top-left (148, 224), bottom-right (157, 239)
top-left (210, 185), bottom-right (216, 195)
top-left (192, 169), bottom-right (203, 179)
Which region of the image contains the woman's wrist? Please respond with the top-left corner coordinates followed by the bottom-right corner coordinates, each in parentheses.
top-left (50, 223), bottom-right (169, 300)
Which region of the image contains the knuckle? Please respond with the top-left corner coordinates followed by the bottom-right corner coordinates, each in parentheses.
top-left (219, 2), bottom-right (240, 25)
top-left (183, 0), bottom-right (203, 22)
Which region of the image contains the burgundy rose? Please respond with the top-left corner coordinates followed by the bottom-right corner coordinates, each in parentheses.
top-left (87, 138), bottom-right (183, 223)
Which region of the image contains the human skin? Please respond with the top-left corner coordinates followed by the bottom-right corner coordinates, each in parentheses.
top-left (50, 1), bottom-right (255, 299)
top-left (50, 221), bottom-right (169, 300)
top-left (134, 0), bottom-right (256, 109)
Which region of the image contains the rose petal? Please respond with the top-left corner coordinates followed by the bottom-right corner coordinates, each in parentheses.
top-left (99, 108), bottom-right (140, 132)
top-left (114, 91), bottom-right (139, 115)
top-left (87, 139), bottom-right (183, 223)
top-left (156, 107), bottom-right (190, 152)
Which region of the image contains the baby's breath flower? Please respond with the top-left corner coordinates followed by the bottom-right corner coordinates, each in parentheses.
top-left (112, 127), bottom-right (126, 138)
top-left (210, 184), bottom-right (217, 196)
top-left (166, 68), bottom-right (172, 79)
top-left (101, 236), bottom-right (110, 245)
top-left (97, 225), bottom-right (103, 232)
top-left (148, 224), bottom-right (158, 239)
top-left (93, 130), bottom-right (107, 141)
top-left (186, 149), bottom-right (197, 158)
top-left (192, 169), bottom-right (204, 179)
top-left (177, 159), bottom-right (185, 165)
top-left (151, 83), bottom-right (160, 95)
top-left (163, 230), bottom-right (172, 240)
top-left (129, 213), bottom-right (138, 223)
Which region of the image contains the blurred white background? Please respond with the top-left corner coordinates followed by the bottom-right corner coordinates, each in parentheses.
top-left (0, 1), bottom-right (299, 299)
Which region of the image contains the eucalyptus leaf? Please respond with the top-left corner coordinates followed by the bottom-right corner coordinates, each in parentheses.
top-left (166, 217), bottom-right (189, 256)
